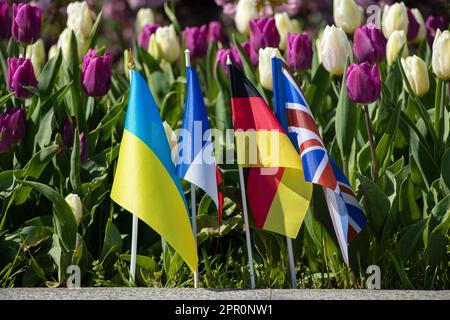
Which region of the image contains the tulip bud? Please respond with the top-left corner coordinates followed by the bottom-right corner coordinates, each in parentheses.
top-left (81, 49), bottom-right (112, 97)
top-left (346, 62), bottom-right (381, 104)
top-left (401, 55), bottom-right (430, 97)
top-left (184, 25), bottom-right (208, 59)
top-left (320, 25), bottom-right (353, 76)
top-left (150, 25), bottom-right (180, 63)
top-left (386, 30), bottom-right (408, 65)
top-left (6, 108), bottom-right (26, 144)
top-left (249, 18), bottom-right (280, 53)
top-left (234, 0), bottom-right (258, 35)
top-left (426, 16), bottom-right (446, 46)
top-left (382, 2), bottom-right (409, 39)
top-left (0, 0), bottom-right (10, 39)
top-left (26, 39), bottom-right (46, 77)
top-left (216, 46), bottom-right (242, 72)
top-left (65, 193), bottom-right (83, 226)
top-left (258, 47), bottom-right (282, 91)
top-left (0, 114), bottom-right (12, 153)
top-left (333, 0), bottom-right (364, 34)
top-left (242, 41), bottom-right (258, 66)
top-left (12, 3), bottom-right (41, 45)
top-left (48, 45), bottom-right (59, 60)
top-left (135, 8), bottom-right (154, 33)
top-left (286, 33), bottom-right (313, 72)
top-left (57, 28), bottom-right (86, 60)
top-left (432, 29), bottom-right (450, 80)
top-left (316, 30), bottom-right (324, 64)
top-left (275, 12), bottom-right (301, 50)
top-left (7, 58), bottom-right (38, 99)
top-left (79, 132), bottom-right (88, 163)
top-left (407, 8), bottom-right (426, 42)
top-left (208, 21), bottom-right (227, 44)
top-left (353, 24), bottom-right (386, 64)
top-left (67, 1), bottom-right (94, 38)
top-left (138, 23), bottom-right (159, 50)
top-left (61, 116), bottom-right (77, 147)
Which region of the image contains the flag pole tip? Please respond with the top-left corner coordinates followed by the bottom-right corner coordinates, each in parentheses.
top-left (226, 54), bottom-right (232, 65)
top-left (128, 47), bottom-right (135, 70)
top-left (185, 49), bottom-right (191, 67)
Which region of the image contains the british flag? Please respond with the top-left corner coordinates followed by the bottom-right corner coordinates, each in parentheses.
top-left (272, 57), bottom-right (367, 263)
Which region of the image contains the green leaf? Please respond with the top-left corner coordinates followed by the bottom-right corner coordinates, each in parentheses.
top-left (20, 181), bottom-right (77, 253)
top-left (100, 219), bottom-right (122, 268)
top-left (441, 148), bottom-right (450, 190)
top-left (163, 2), bottom-right (181, 34)
top-left (70, 128), bottom-right (81, 191)
top-left (48, 233), bottom-right (69, 286)
top-left (120, 254), bottom-right (157, 273)
top-left (37, 50), bottom-right (62, 94)
top-left (305, 64), bottom-right (330, 116)
top-left (357, 174), bottom-right (390, 242)
top-left (397, 219), bottom-right (426, 262)
top-left (398, 177), bottom-right (421, 227)
top-left (84, 10), bottom-right (103, 53)
top-left (0, 92), bottom-right (14, 107)
top-left (160, 91), bottom-right (180, 128)
top-left (335, 59), bottom-right (358, 162)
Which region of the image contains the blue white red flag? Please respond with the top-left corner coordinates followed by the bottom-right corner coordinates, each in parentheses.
top-left (176, 66), bottom-right (223, 221)
top-left (272, 57), bottom-right (367, 264)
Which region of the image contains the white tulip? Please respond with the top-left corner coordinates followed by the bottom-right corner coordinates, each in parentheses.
top-left (26, 39), bottom-right (46, 77)
top-left (275, 12), bottom-right (301, 50)
top-left (432, 29), bottom-right (450, 80)
top-left (320, 25), bottom-right (353, 76)
top-left (149, 25), bottom-right (180, 63)
top-left (135, 8), bottom-right (155, 34)
top-left (67, 1), bottom-right (95, 38)
top-left (57, 28), bottom-right (86, 61)
top-left (65, 193), bottom-right (83, 226)
top-left (401, 55), bottom-right (430, 97)
top-left (410, 8), bottom-right (426, 43)
top-left (333, 0), bottom-right (364, 34)
top-left (386, 30), bottom-right (408, 65)
top-left (234, 0), bottom-right (258, 35)
top-left (382, 2), bottom-right (409, 39)
top-left (258, 47), bottom-right (283, 91)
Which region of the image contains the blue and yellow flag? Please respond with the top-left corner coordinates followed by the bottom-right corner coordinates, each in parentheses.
top-left (111, 70), bottom-right (198, 271)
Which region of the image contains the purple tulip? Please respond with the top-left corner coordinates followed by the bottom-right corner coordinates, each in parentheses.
top-left (12, 3), bottom-right (41, 45)
top-left (79, 132), bottom-right (88, 163)
top-left (0, 0), bottom-right (10, 39)
top-left (81, 49), bottom-right (112, 97)
top-left (208, 21), bottom-right (227, 43)
top-left (7, 58), bottom-right (38, 99)
top-left (425, 15), bottom-right (446, 45)
top-left (249, 18), bottom-right (280, 53)
top-left (242, 41), bottom-right (258, 66)
top-left (61, 116), bottom-right (77, 147)
top-left (0, 113), bottom-right (12, 153)
top-left (286, 33), bottom-right (313, 72)
top-left (216, 45), bottom-right (242, 72)
top-left (184, 25), bottom-right (208, 59)
top-left (407, 8), bottom-right (420, 40)
top-left (353, 25), bottom-right (386, 64)
top-left (6, 108), bottom-right (26, 143)
top-left (138, 23), bottom-right (159, 49)
top-left (346, 62), bottom-right (381, 105)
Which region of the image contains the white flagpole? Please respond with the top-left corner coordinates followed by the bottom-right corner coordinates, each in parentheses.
top-left (238, 167), bottom-right (256, 289)
top-left (286, 237), bottom-right (297, 288)
top-left (185, 49), bottom-right (200, 288)
top-left (130, 215), bottom-right (138, 283)
top-left (190, 184), bottom-right (200, 288)
top-left (127, 50), bottom-right (139, 284)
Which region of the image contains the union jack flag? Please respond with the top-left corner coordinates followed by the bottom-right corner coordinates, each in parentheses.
top-left (272, 57), bottom-right (367, 264)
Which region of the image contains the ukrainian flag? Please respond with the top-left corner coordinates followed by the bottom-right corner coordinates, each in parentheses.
top-left (111, 70), bottom-right (198, 271)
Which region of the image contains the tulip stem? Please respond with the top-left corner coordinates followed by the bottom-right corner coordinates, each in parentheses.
top-left (435, 79), bottom-right (446, 144)
top-left (364, 104), bottom-right (378, 181)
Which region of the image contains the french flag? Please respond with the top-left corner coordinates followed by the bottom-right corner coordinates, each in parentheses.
top-left (176, 65), bottom-right (223, 221)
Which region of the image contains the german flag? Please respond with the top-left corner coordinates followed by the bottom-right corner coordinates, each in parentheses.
top-left (227, 63), bottom-right (312, 238)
